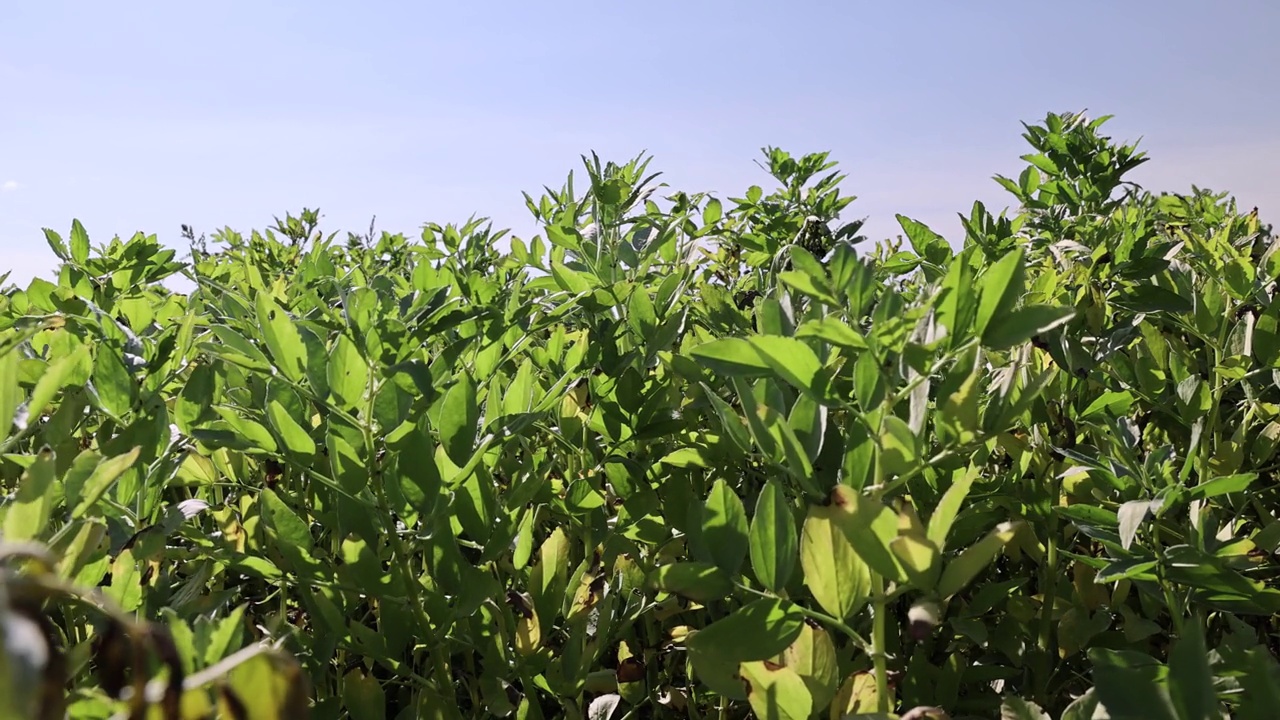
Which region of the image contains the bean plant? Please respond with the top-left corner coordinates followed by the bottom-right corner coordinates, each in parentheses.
top-left (2, 111), bottom-right (1278, 720)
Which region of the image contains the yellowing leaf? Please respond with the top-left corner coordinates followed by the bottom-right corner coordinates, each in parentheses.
top-left (827, 485), bottom-right (904, 582)
top-left (740, 660), bottom-right (813, 720)
top-left (801, 504), bottom-right (870, 619)
top-left (515, 612), bottom-right (542, 656)
top-left (780, 623), bottom-right (840, 712)
top-left (890, 532), bottom-right (942, 591)
top-left (830, 671), bottom-right (890, 718)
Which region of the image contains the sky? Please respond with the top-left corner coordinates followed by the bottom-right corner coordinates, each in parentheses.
top-left (2, 1), bottom-right (1278, 286)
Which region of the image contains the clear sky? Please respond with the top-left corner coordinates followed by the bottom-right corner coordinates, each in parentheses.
top-left (2, 1), bottom-right (1277, 285)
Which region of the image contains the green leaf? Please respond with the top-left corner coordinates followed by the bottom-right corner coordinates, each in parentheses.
top-left (91, 347), bottom-right (135, 418)
top-left (1113, 285), bottom-right (1192, 313)
top-left (1022, 153), bottom-right (1060, 176)
top-left (747, 336), bottom-right (823, 395)
top-left (221, 651), bottom-right (311, 720)
top-left (936, 250), bottom-right (978, 342)
top-left (981, 305), bottom-right (1074, 350)
top-left (937, 521), bottom-right (1021, 598)
top-left (174, 363), bottom-right (215, 434)
top-left (889, 531), bottom-right (941, 591)
top-left (779, 271), bottom-right (839, 305)
top-left (1060, 689), bottom-right (1103, 720)
top-left (650, 562), bottom-right (734, 603)
top-left (740, 661), bottom-right (813, 720)
top-left (1080, 390), bottom-right (1137, 419)
top-left (659, 447), bottom-right (711, 468)
top-left (70, 447), bottom-right (141, 520)
top-left (342, 668), bottom-right (387, 720)
top-left (327, 334), bottom-right (368, 411)
top-left (689, 338), bottom-right (771, 376)
top-left (255, 294), bottom-right (308, 382)
top-left (513, 509), bottom-right (535, 571)
top-left (796, 316), bottom-right (869, 350)
top-left (551, 261), bottom-right (591, 294)
top-left (703, 198), bottom-right (723, 225)
top-left (1088, 648), bottom-right (1179, 720)
top-left (685, 598), bottom-right (805, 662)
top-left (878, 415), bottom-right (919, 477)
top-left (1189, 473), bottom-right (1255, 500)
top-left (927, 467), bottom-right (977, 551)
top-left (1167, 618), bottom-right (1220, 720)
top-left (391, 417), bottom-right (443, 520)
top-left (1095, 558), bottom-right (1159, 583)
top-left (28, 346), bottom-right (91, 423)
top-left (564, 478), bottom-right (606, 513)
top-left (702, 479), bottom-right (749, 576)
top-left (328, 431), bottom-right (368, 494)
top-left (628, 287), bottom-right (658, 340)
top-left (43, 227), bottom-right (69, 261)
top-left (214, 408), bottom-right (279, 453)
top-left (206, 325), bottom-right (273, 370)
top-left (896, 214), bottom-right (949, 261)
top-left (1001, 696), bottom-right (1052, 720)
top-left (749, 480), bottom-right (798, 593)
top-left (0, 349), bottom-right (22, 442)
top-left (260, 488), bottom-right (315, 554)
top-left (1239, 648), bottom-right (1280, 720)
top-left (2, 447), bottom-right (57, 540)
top-left (801, 504), bottom-right (871, 619)
top-left (439, 373), bottom-right (479, 467)
top-left (939, 366), bottom-right (981, 444)
top-left (688, 646), bottom-right (748, 701)
top-left (68, 219), bottom-right (91, 264)
top-left (503, 359), bottom-right (538, 416)
top-left (975, 248), bottom-right (1025, 339)
top-left (266, 400), bottom-right (317, 455)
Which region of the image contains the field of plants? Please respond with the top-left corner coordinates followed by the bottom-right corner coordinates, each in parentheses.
top-left (1, 110), bottom-right (1278, 720)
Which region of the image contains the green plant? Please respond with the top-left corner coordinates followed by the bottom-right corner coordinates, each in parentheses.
top-left (1, 110), bottom-right (1277, 720)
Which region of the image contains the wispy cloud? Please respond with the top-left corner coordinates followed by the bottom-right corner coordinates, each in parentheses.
top-left (1, 181), bottom-right (20, 192)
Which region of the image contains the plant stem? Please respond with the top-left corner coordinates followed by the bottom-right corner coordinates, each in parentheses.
top-left (864, 389), bottom-right (893, 714)
top-left (1034, 454), bottom-right (1062, 705)
top-left (872, 575), bottom-right (890, 713)
top-left (736, 582), bottom-right (872, 648)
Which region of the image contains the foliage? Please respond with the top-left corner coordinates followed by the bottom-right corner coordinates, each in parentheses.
top-left (2, 111), bottom-right (1279, 719)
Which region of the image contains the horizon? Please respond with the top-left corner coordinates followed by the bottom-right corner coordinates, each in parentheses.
top-left (3, 1), bottom-right (1278, 286)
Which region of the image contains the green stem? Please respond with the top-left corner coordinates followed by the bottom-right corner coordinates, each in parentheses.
top-left (872, 575), bottom-right (890, 713)
top-left (867, 396), bottom-right (892, 714)
top-left (1154, 524), bottom-right (1185, 637)
top-left (431, 645), bottom-right (454, 702)
top-left (1035, 506), bottom-right (1060, 704)
top-left (736, 583), bottom-right (872, 649)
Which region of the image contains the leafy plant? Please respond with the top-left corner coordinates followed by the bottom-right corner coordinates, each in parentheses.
top-left (2, 110), bottom-right (1278, 719)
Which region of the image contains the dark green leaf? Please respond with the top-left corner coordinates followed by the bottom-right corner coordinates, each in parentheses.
top-left (438, 373), bottom-right (479, 467)
top-left (982, 305), bottom-right (1074, 350)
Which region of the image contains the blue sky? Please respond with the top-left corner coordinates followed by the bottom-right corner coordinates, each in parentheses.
top-left (2, 1), bottom-right (1277, 285)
